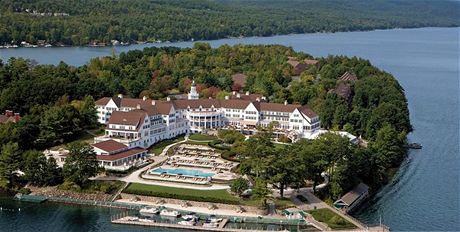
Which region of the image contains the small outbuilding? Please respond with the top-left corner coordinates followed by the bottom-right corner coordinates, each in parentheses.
top-left (334, 182), bottom-right (369, 213)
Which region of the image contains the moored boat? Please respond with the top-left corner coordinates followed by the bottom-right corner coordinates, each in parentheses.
top-left (202, 221), bottom-right (219, 228)
top-left (178, 219), bottom-right (196, 226)
top-left (404, 143), bottom-right (422, 149)
top-left (139, 206), bottom-right (160, 216)
top-left (182, 212), bottom-right (199, 220)
top-left (207, 215), bottom-right (223, 223)
top-left (160, 209), bottom-right (181, 217)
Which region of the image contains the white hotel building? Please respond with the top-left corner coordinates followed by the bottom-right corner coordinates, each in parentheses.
top-left (94, 82), bottom-right (321, 149)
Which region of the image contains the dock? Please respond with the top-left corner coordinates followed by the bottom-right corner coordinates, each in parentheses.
top-left (14, 194), bottom-right (48, 203)
top-left (219, 218), bottom-right (229, 228)
top-left (112, 216), bottom-right (266, 232)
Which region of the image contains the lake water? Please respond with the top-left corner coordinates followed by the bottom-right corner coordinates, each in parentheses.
top-left (0, 27), bottom-right (459, 231)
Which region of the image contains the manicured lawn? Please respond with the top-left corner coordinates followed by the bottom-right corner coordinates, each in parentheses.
top-left (274, 197), bottom-right (296, 210)
top-left (148, 136), bottom-right (185, 155)
top-left (309, 208), bottom-right (357, 230)
top-left (123, 183), bottom-right (240, 204)
top-left (189, 134), bottom-right (218, 141)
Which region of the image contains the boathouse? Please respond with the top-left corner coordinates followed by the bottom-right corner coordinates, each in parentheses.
top-left (334, 182), bottom-right (369, 213)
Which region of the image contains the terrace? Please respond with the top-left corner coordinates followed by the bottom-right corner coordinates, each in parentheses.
top-left (142, 143), bottom-right (238, 185)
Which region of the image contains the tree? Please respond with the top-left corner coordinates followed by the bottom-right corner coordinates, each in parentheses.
top-left (231, 177), bottom-right (249, 196)
top-left (252, 178), bottom-right (271, 206)
top-left (72, 95), bottom-right (98, 128)
top-left (63, 142), bottom-right (99, 187)
top-left (267, 147), bottom-right (304, 197)
top-left (23, 150), bottom-right (62, 186)
top-left (370, 123), bottom-right (406, 168)
top-left (0, 142), bottom-right (21, 189)
top-left (218, 129), bottom-right (245, 144)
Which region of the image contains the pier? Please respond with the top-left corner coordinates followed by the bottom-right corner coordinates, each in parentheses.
top-left (112, 216), bottom-right (267, 232)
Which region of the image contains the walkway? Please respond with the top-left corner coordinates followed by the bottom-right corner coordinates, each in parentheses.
top-left (292, 190), bottom-right (366, 230)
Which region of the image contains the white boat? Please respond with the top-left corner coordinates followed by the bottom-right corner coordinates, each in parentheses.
top-left (182, 212), bottom-right (199, 220)
top-left (207, 215), bottom-right (223, 223)
top-left (178, 220), bottom-right (196, 226)
top-left (139, 207), bottom-right (159, 216)
top-left (125, 216), bottom-right (139, 221)
top-left (202, 222), bottom-right (219, 228)
top-left (138, 218), bottom-right (155, 223)
top-left (160, 209), bottom-right (181, 217)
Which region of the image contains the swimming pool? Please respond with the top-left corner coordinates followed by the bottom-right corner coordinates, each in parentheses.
top-left (150, 167), bottom-right (215, 177)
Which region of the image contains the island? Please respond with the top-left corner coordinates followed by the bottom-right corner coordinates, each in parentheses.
top-left (0, 44), bottom-right (410, 231)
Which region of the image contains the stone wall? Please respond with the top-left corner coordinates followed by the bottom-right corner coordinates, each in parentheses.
top-left (29, 186), bottom-right (112, 202)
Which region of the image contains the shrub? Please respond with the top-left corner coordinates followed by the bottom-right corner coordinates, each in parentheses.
top-left (18, 187), bottom-right (31, 195)
top-left (221, 150), bottom-right (239, 162)
top-left (59, 180), bottom-right (81, 192)
top-left (208, 140), bottom-right (230, 150)
top-left (231, 177), bottom-right (249, 195)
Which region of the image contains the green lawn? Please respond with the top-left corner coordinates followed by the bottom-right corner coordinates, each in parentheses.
top-left (148, 136), bottom-right (185, 155)
top-left (274, 197), bottom-right (296, 210)
top-left (309, 208), bottom-right (357, 230)
top-left (189, 134), bottom-right (218, 141)
top-left (123, 183), bottom-right (240, 204)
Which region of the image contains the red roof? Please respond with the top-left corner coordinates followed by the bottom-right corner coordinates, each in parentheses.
top-left (298, 105), bottom-right (318, 118)
top-left (97, 147), bottom-right (146, 161)
top-left (95, 97), bottom-right (112, 106)
top-left (108, 111), bottom-right (146, 127)
top-left (304, 59), bottom-right (319, 65)
top-left (259, 102), bottom-right (301, 113)
top-left (231, 73), bottom-right (248, 88)
top-left (92, 140), bottom-right (127, 153)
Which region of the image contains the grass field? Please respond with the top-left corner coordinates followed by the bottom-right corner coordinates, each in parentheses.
top-left (188, 134), bottom-right (218, 141)
top-left (274, 197), bottom-right (296, 210)
top-left (309, 208), bottom-right (357, 229)
top-left (148, 136), bottom-right (185, 155)
top-left (123, 183), bottom-right (240, 204)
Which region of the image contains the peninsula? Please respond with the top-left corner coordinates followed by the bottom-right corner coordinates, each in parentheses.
top-left (0, 44), bottom-right (410, 231)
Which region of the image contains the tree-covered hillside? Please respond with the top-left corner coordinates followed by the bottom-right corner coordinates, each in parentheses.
top-left (0, 0), bottom-right (458, 46)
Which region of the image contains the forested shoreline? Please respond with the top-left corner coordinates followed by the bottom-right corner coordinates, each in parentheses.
top-left (0, 0), bottom-right (458, 46)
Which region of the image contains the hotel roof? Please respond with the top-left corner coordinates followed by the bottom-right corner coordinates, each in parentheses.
top-left (92, 140), bottom-right (127, 153)
top-left (108, 110), bottom-right (146, 127)
top-left (96, 147), bottom-right (146, 161)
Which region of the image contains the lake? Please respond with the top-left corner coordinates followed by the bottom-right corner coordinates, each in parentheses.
top-left (0, 27), bottom-right (459, 231)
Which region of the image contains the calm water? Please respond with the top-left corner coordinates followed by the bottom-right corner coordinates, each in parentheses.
top-left (0, 27), bottom-right (459, 231)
